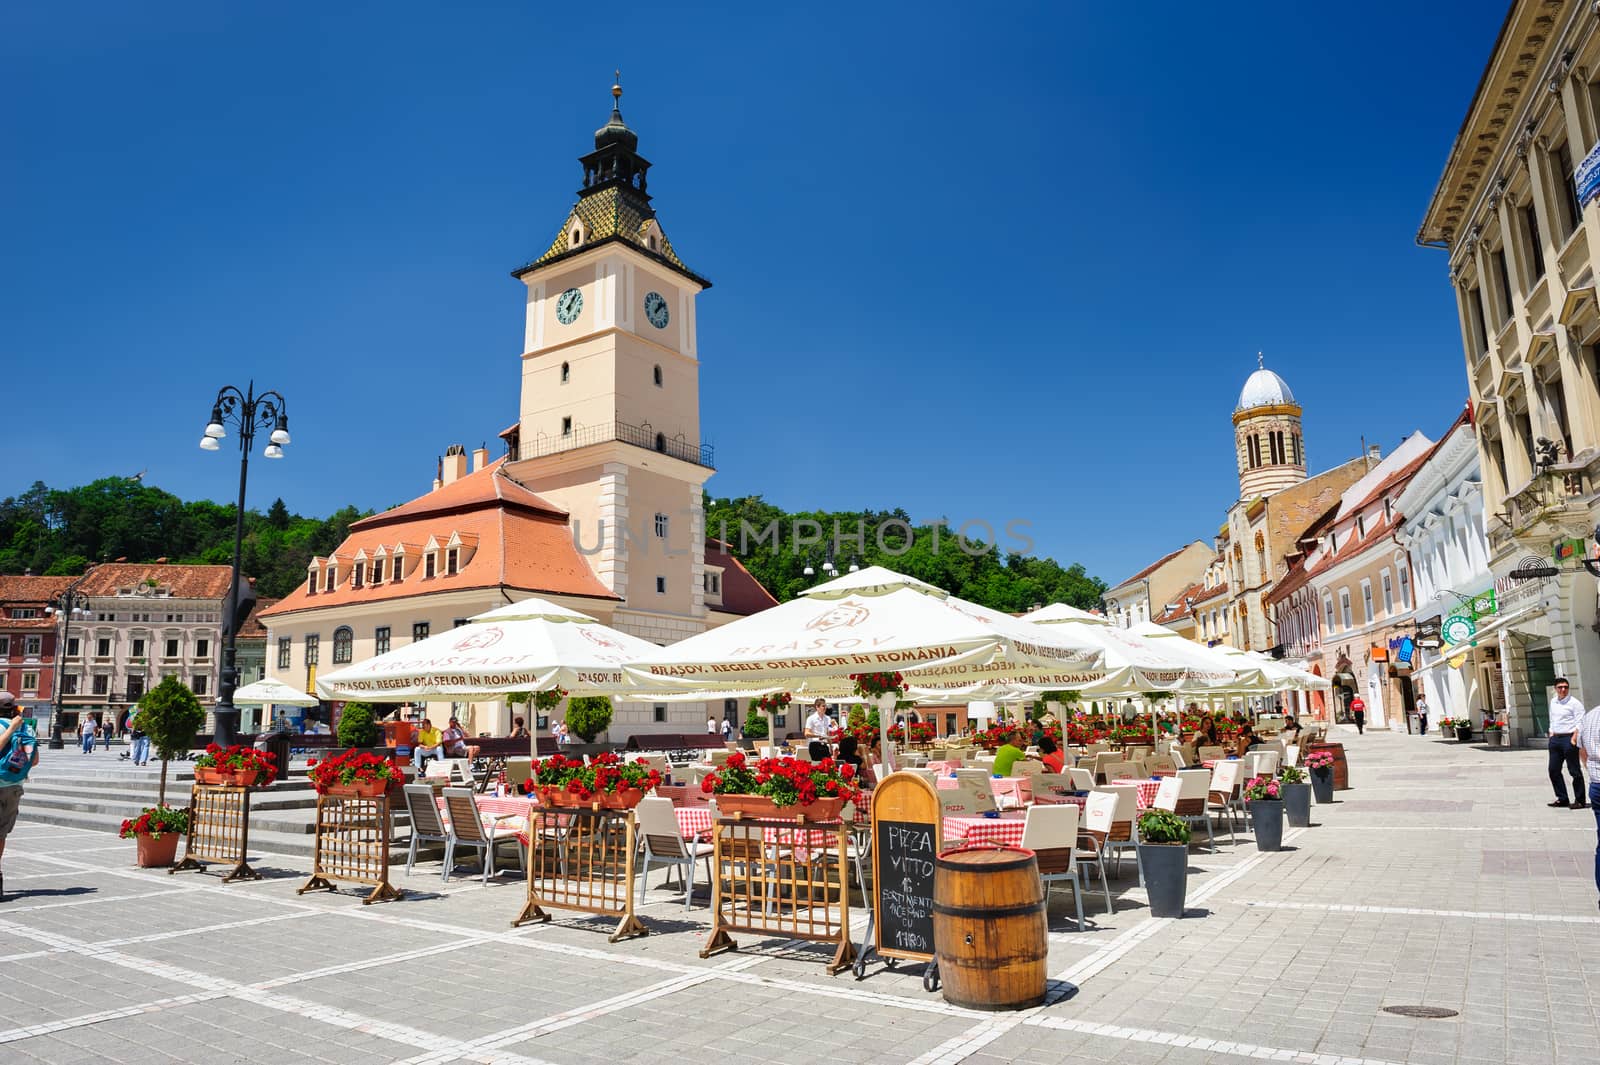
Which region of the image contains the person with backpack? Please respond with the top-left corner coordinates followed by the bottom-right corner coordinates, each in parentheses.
top-left (1, 692), bottom-right (42, 902)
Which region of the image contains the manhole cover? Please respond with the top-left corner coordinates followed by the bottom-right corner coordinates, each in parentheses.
top-left (1381, 1005), bottom-right (1458, 1019)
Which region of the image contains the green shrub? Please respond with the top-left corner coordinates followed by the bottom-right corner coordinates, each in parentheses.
top-left (1137, 808), bottom-right (1191, 845)
top-left (741, 713), bottom-right (769, 739)
top-left (565, 696), bottom-right (613, 743)
top-left (335, 701), bottom-right (379, 747)
top-left (132, 676), bottom-right (206, 806)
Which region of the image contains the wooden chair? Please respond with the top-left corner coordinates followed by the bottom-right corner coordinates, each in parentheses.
top-left (441, 787), bottom-right (524, 884)
top-left (1197, 745), bottom-right (1227, 762)
top-left (953, 770), bottom-right (998, 815)
top-left (1146, 752), bottom-right (1178, 775)
top-left (1101, 760), bottom-right (1142, 783)
top-left (1067, 767), bottom-right (1097, 792)
top-left (1175, 741), bottom-right (1198, 766)
top-left (402, 784), bottom-right (451, 877)
top-left (636, 796), bottom-right (713, 910)
top-left (1020, 803), bottom-right (1086, 931)
top-left (1154, 770), bottom-right (1214, 852)
top-left (1034, 772), bottom-right (1073, 797)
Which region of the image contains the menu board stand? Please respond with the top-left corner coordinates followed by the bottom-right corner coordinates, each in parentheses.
top-left (855, 771), bottom-right (941, 988)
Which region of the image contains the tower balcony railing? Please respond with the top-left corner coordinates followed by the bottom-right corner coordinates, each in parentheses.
top-left (506, 420), bottom-right (714, 469)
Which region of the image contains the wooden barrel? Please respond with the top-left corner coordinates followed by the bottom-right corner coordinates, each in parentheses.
top-left (932, 844), bottom-right (1047, 1010)
top-left (1305, 741), bottom-right (1349, 790)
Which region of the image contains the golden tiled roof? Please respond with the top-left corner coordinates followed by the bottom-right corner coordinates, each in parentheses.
top-left (516, 187), bottom-right (708, 287)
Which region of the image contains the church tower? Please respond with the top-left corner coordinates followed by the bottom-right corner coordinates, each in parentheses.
top-left (1233, 355), bottom-right (1307, 499)
top-left (503, 78), bottom-right (715, 647)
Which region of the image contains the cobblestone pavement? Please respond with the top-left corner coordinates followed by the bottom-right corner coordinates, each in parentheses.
top-left (2, 727), bottom-right (1597, 1065)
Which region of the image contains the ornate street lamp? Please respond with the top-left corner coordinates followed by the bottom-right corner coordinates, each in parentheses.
top-left (44, 570), bottom-right (96, 750)
top-left (199, 382), bottom-right (289, 747)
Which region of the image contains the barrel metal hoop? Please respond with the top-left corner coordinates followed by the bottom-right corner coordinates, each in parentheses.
top-left (931, 900), bottom-right (1046, 920)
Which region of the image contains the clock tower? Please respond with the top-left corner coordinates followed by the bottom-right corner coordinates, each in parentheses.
top-left (503, 78), bottom-right (717, 649)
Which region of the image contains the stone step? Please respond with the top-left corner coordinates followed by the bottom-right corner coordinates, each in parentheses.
top-left (16, 808), bottom-right (420, 863)
top-left (21, 780), bottom-right (318, 810)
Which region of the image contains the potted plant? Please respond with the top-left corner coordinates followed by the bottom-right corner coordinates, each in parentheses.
top-left (307, 748), bottom-right (406, 798)
top-left (565, 696), bottom-right (614, 746)
top-left (193, 743), bottom-right (278, 787)
top-left (131, 675), bottom-right (207, 807)
top-left (1135, 809), bottom-right (1190, 918)
top-left (120, 804), bottom-right (191, 867)
top-left (1436, 716), bottom-right (1455, 739)
top-left (700, 751), bottom-right (863, 821)
top-left (1243, 775), bottom-right (1284, 851)
top-left (525, 752), bottom-right (660, 809)
top-left (1453, 717), bottom-right (1474, 743)
top-left (1482, 717), bottom-right (1508, 747)
top-left (1305, 749), bottom-right (1335, 803)
top-left (1279, 764), bottom-right (1312, 827)
top-left (334, 701), bottom-right (379, 748)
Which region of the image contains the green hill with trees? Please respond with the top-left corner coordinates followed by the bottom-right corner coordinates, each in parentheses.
top-left (0, 478), bottom-right (1108, 611)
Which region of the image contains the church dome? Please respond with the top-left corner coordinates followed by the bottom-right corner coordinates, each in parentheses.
top-left (1236, 366), bottom-right (1295, 412)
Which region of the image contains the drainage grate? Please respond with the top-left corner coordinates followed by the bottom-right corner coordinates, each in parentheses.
top-left (1382, 1005), bottom-right (1459, 1019)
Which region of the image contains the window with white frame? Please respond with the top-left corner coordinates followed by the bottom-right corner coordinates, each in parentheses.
top-left (445, 548), bottom-right (459, 575)
top-left (1398, 566), bottom-right (1411, 608)
top-left (1339, 589), bottom-right (1352, 629)
top-left (24, 635), bottom-right (41, 656)
top-left (1380, 570), bottom-right (1394, 614)
top-left (654, 512), bottom-right (669, 538)
top-left (1361, 580), bottom-right (1375, 623)
top-left (278, 637), bottom-right (291, 669)
top-left (1324, 595), bottom-right (1336, 633)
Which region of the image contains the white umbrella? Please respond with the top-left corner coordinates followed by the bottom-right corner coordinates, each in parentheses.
top-left (320, 597), bottom-right (690, 758)
top-left (232, 676), bottom-right (321, 706)
top-left (1020, 603), bottom-right (1109, 625)
top-left (628, 566), bottom-right (1108, 770)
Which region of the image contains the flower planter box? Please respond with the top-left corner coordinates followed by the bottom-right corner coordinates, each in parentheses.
top-left (1248, 799), bottom-right (1284, 851)
top-left (324, 780), bottom-right (396, 799)
top-left (715, 794), bottom-right (846, 822)
top-left (1454, 724), bottom-right (1473, 743)
top-left (134, 832), bottom-right (181, 868)
top-left (1309, 767), bottom-right (1334, 804)
top-left (1281, 782), bottom-right (1312, 827)
top-left (194, 767), bottom-right (225, 785)
top-left (1136, 842), bottom-right (1187, 918)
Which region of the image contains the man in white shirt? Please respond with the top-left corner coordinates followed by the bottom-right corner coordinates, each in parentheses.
top-left (1415, 695), bottom-right (1429, 736)
top-left (804, 698), bottom-right (834, 760)
top-left (1575, 702), bottom-right (1600, 910)
top-left (706, 716), bottom-right (718, 735)
top-left (1546, 677), bottom-right (1588, 809)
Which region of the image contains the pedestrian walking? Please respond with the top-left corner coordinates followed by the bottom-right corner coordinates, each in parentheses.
top-left (720, 716), bottom-right (733, 742)
top-left (0, 692), bottom-right (42, 902)
top-left (1416, 694), bottom-right (1429, 736)
top-left (1350, 695), bottom-right (1366, 735)
top-left (129, 712), bottom-right (150, 767)
top-left (706, 715), bottom-right (718, 735)
top-left (79, 715), bottom-right (96, 754)
top-left (1546, 677), bottom-right (1588, 809)
top-left (98, 714), bottom-right (111, 751)
top-left (1575, 700), bottom-right (1600, 912)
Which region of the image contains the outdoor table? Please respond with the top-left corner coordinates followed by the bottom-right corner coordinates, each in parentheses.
top-left (1108, 779), bottom-right (1161, 809)
top-left (943, 812), bottom-right (1026, 846)
top-left (676, 805), bottom-right (713, 840)
top-left (438, 794), bottom-right (534, 834)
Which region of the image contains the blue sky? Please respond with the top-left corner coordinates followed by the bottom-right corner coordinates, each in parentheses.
top-left (2, 1), bottom-right (1508, 585)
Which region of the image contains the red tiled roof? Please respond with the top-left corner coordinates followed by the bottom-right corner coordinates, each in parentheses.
top-left (0, 575), bottom-right (74, 630)
top-left (351, 459), bottom-right (566, 530)
top-left (1153, 579), bottom-right (1230, 624)
top-left (76, 564), bottom-right (235, 600)
top-left (705, 539), bottom-right (779, 616)
top-left (238, 597), bottom-right (278, 639)
top-left (262, 464), bottom-right (617, 619)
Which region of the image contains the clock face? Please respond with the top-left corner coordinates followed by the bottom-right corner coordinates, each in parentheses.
top-left (556, 288), bottom-right (583, 325)
top-left (644, 291), bottom-right (669, 329)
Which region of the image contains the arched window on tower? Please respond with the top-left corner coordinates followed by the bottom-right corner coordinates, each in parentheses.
top-left (1269, 430), bottom-right (1286, 465)
top-left (561, 362), bottom-right (570, 384)
top-left (1291, 433), bottom-right (1303, 465)
top-left (1246, 435), bottom-right (1263, 469)
top-left (1254, 532), bottom-right (1267, 582)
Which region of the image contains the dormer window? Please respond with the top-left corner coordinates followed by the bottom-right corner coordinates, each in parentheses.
top-left (570, 227), bottom-right (583, 248)
top-left (324, 567), bottom-right (335, 592)
top-left (370, 558), bottom-right (383, 584)
top-left (648, 235), bottom-right (658, 250)
top-left (425, 553), bottom-right (437, 579)
top-left (307, 572), bottom-right (317, 595)
top-left (446, 548), bottom-right (459, 576)
top-left (392, 557), bottom-right (403, 582)
top-left (352, 565), bottom-right (364, 589)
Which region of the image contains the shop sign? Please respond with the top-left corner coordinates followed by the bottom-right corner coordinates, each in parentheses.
top-left (1553, 537), bottom-right (1586, 564)
top-left (1416, 617), bottom-right (1442, 649)
top-left (1578, 139), bottom-right (1600, 207)
top-left (1441, 614), bottom-right (1477, 646)
top-left (1389, 635), bottom-right (1415, 665)
top-left (1493, 571), bottom-right (1540, 612)
top-left (1466, 589), bottom-right (1496, 620)
top-left (1510, 552), bottom-right (1559, 580)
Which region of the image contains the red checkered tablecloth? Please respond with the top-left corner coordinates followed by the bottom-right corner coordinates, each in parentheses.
top-left (943, 814), bottom-right (1026, 846)
top-left (1108, 779), bottom-right (1162, 809)
top-left (676, 806), bottom-right (712, 840)
top-left (438, 795), bottom-right (535, 838)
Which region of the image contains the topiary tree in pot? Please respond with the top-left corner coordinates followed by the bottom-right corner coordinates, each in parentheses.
top-left (565, 696), bottom-right (613, 743)
top-left (132, 675), bottom-right (206, 806)
top-left (741, 713), bottom-right (769, 739)
top-left (335, 701), bottom-right (379, 748)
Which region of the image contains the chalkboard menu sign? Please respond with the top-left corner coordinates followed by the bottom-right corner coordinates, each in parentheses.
top-left (867, 771), bottom-right (942, 964)
top-left (875, 819), bottom-right (936, 956)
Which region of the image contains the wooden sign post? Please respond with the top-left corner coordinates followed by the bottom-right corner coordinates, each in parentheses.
top-left (855, 771), bottom-right (941, 987)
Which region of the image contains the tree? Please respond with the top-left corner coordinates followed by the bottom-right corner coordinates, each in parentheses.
top-left (335, 702), bottom-right (378, 747)
top-left (565, 697), bottom-right (613, 743)
top-left (132, 676), bottom-right (206, 806)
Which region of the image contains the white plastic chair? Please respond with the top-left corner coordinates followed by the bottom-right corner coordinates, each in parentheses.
top-left (1067, 767), bottom-right (1097, 792)
top-left (1154, 771), bottom-right (1214, 852)
top-left (441, 787), bottom-right (524, 884)
top-left (1093, 784), bottom-right (1142, 884)
top-left (636, 796), bottom-right (713, 910)
top-left (1074, 792), bottom-right (1116, 912)
top-left (1020, 803), bottom-right (1086, 931)
top-left (1205, 759), bottom-right (1244, 842)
